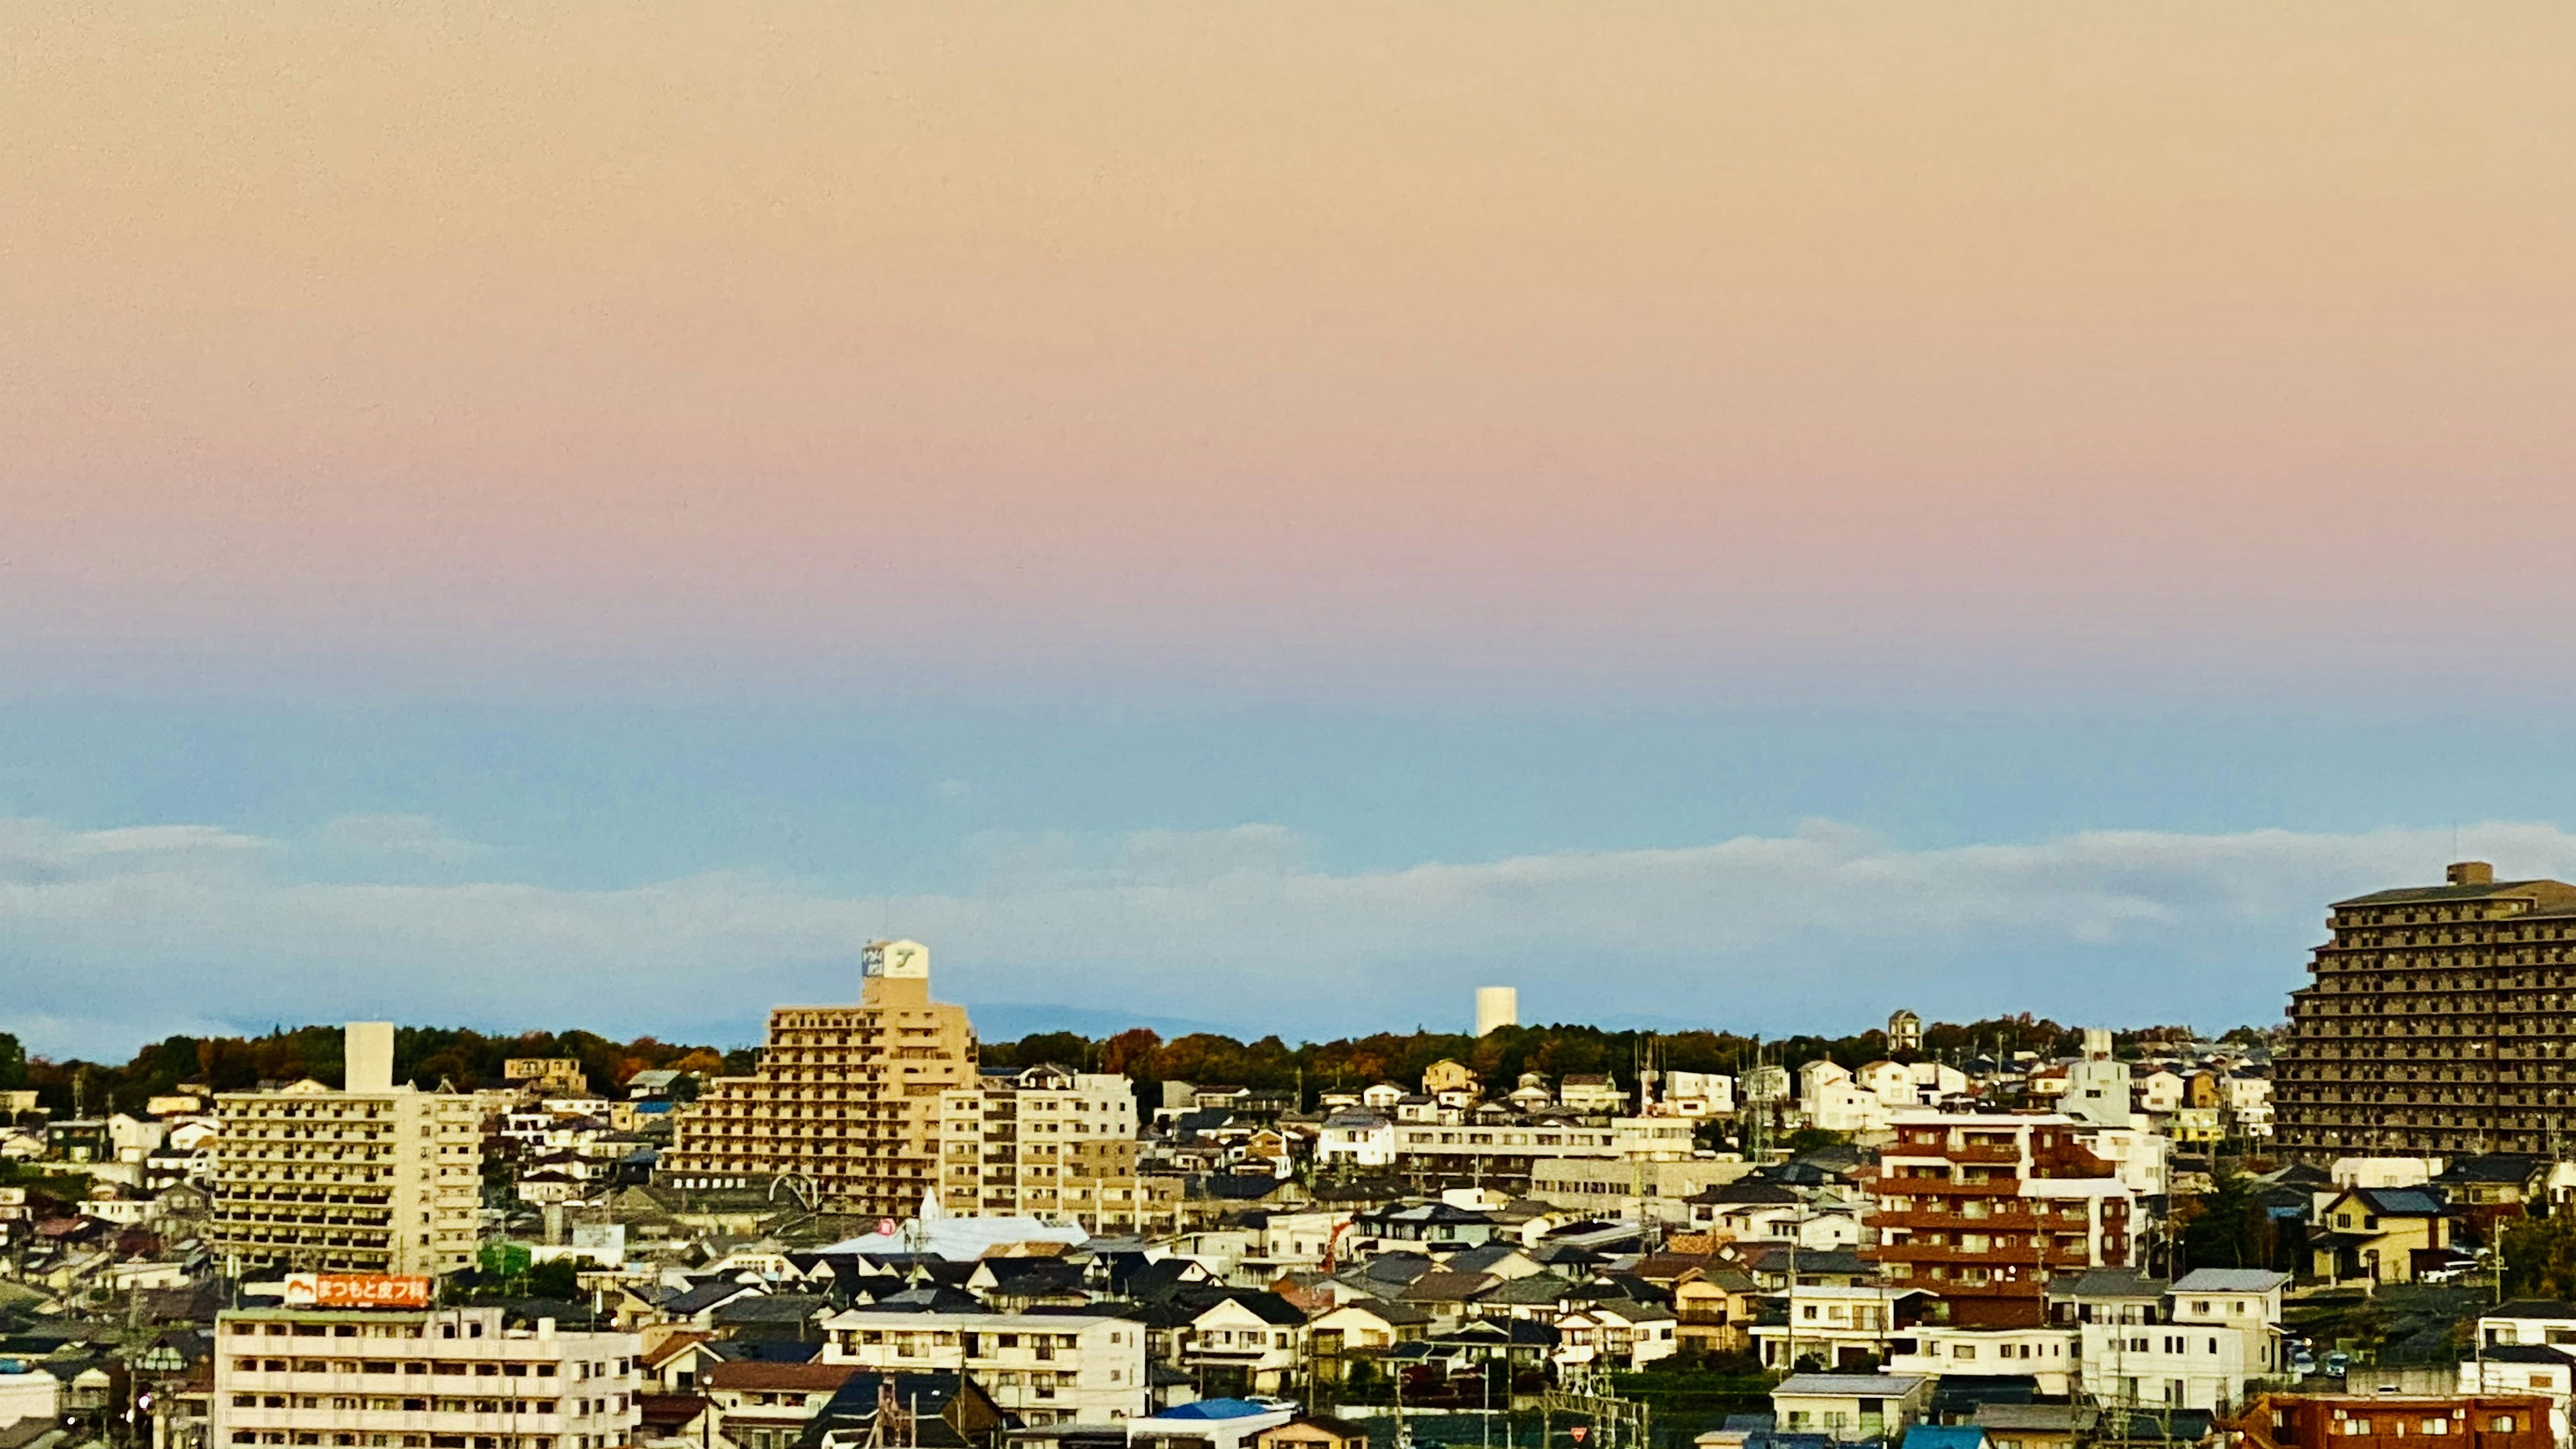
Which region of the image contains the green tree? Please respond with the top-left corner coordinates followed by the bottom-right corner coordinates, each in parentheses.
top-left (0, 1032), bottom-right (26, 1092)
top-left (2502, 1210), bottom-right (2576, 1300)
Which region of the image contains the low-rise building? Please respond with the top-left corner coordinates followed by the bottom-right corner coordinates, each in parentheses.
top-left (819, 1310), bottom-right (1144, 1424)
top-left (211, 1301), bottom-right (642, 1449)
top-left (2222, 1393), bottom-right (2551, 1449)
top-left (2309, 1187), bottom-right (2449, 1285)
top-left (1769, 1373), bottom-right (1931, 1444)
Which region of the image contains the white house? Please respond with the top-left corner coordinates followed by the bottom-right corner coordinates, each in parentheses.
top-left (1770, 1373), bottom-right (1931, 1443)
top-left (2466, 1304), bottom-right (2576, 1446)
top-left (1855, 1062), bottom-right (1919, 1109)
top-left (2135, 1070), bottom-right (2186, 1116)
top-left (1552, 1301), bottom-right (1678, 1373)
top-left (1886, 1326), bottom-right (2078, 1396)
top-left (1313, 1112), bottom-right (1396, 1169)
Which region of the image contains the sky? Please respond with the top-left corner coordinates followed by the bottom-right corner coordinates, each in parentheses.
top-left (6, 3), bottom-right (2576, 1059)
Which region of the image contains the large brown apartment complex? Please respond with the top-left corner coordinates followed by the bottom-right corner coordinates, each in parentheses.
top-left (2276, 863), bottom-right (2576, 1159)
top-left (661, 941), bottom-right (977, 1218)
top-left (1866, 1112), bottom-right (2137, 1328)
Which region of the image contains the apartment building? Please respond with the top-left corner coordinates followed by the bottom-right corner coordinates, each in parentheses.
top-left (818, 1309), bottom-right (1145, 1424)
top-left (1865, 1112), bottom-right (2137, 1328)
top-left (212, 1301), bottom-right (641, 1449)
top-left (210, 1024), bottom-right (482, 1278)
top-left (1377, 1117), bottom-right (1695, 1192)
top-left (2055, 1268), bottom-right (2288, 1414)
top-left (662, 941), bottom-right (975, 1218)
top-left (2277, 863), bottom-right (2576, 1158)
top-left (936, 1065), bottom-right (1157, 1232)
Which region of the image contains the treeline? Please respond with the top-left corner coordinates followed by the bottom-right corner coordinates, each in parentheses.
top-left (5, 1009), bottom-right (2277, 1120)
top-left (979, 1013), bottom-right (2104, 1106)
top-left (0, 1026), bottom-right (747, 1118)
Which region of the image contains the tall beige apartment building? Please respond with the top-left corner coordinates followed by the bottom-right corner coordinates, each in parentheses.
top-left (210, 1024), bottom-right (482, 1277)
top-left (2278, 861), bottom-right (2576, 1158)
top-left (939, 1065), bottom-right (1174, 1233)
top-left (662, 941), bottom-right (977, 1218)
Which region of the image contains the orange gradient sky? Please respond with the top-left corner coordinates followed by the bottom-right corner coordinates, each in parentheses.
top-left (8, 3), bottom-right (2575, 694)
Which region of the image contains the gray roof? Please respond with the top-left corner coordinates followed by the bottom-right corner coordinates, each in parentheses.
top-left (2046, 1269), bottom-right (2169, 1300)
top-left (1975, 1405), bottom-right (2098, 1432)
top-left (2171, 1269), bottom-right (2289, 1294)
top-left (1774, 1374), bottom-right (1925, 1396)
top-left (2490, 1301), bottom-right (2576, 1321)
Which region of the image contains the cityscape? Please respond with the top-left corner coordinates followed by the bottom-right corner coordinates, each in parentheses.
top-left (9, 7), bottom-right (2575, 1449)
top-left (9, 863), bottom-right (2576, 1449)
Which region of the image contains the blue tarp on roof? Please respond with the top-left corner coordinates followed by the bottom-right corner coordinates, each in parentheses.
top-left (1157, 1400), bottom-right (1277, 1421)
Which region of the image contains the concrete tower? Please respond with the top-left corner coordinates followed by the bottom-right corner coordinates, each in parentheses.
top-left (1475, 986), bottom-right (1519, 1036)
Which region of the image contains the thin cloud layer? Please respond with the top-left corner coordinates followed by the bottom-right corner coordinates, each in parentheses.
top-left (4, 811), bottom-right (2562, 1059)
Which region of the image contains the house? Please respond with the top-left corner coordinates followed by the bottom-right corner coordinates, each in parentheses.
top-left (1181, 1294), bottom-right (1309, 1398)
top-left (795, 1371), bottom-right (1008, 1449)
top-left (1559, 1075), bottom-right (1627, 1115)
top-left (1750, 1285), bottom-right (1935, 1372)
top-left (2310, 1187), bottom-right (2449, 1285)
top-left (2136, 1071), bottom-right (2186, 1115)
top-left (1671, 1268), bottom-right (1762, 1358)
top-left (702, 1360), bottom-right (863, 1449)
top-left (1315, 1112), bottom-right (1397, 1171)
top-left (1886, 1326), bottom-right (2079, 1396)
top-left (1130, 1401), bottom-right (1298, 1449)
top-left (1855, 1062), bottom-right (1919, 1108)
top-left (1768, 1373), bottom-right (1931, 1442)
top-left (1972, 1403), bottom-right (2098, 1449)
top-left (1421, 1062), bottom-right (1480, 1097)
top-left (1253, 1415), bottom-right (1370, 1449)
top-left (1308, 1299), bottom-right (1430, 1384)
top-left (2068, 1268), bottom-right (2288, 1413)
top-left (1551, 1301), bottom-right (1678, 1373)
top-left (2466, 1303), bottom-right (2576, 1445)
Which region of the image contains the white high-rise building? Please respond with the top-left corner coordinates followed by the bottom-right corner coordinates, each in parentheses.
top-left (1475, 986), bottom-right (1519, 1036)
top-left (209, 1023), bottom-right (481, 1278)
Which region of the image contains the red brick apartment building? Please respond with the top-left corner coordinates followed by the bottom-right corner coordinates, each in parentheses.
top-left (2221, 1395), bottom-right (2552, 1449)
top-left (1866, 1112), bottom-right (2136, 1328)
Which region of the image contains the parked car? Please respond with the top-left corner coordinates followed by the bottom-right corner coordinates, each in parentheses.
top-left (2324, 1351), bottom-right (2351, 1379)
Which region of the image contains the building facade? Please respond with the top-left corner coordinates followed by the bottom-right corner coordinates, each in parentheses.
top-left (209, 1024), bottom-right (482, 1278)
top-left (936, 1064), bottom-right (1159, 1232)
top-left (820, 1310), bottom-right (1146, 1424)
top-left (1865, 1112), bottom-right (2137, 1328)
top-left (2277, 863), bottom-right (2576, 1158)
top-left (213, 1302), bottom-right (642, 1449)
top-left (662, 941), bottom-right (975, 1218)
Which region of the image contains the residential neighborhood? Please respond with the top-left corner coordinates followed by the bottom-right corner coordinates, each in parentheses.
top-left (11, 869), bottom-right (2576, 1449)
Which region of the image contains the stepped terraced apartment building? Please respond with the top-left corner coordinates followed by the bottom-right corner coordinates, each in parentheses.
top-left (661, 940), bottom-right (977, 1217)
top-left (2277, 862), bottom-right (2576, 1159)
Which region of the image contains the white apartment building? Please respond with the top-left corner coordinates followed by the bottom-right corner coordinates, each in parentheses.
top-left (819, 1311), bottom-right (1144, 1424)
top-left (213, 1303), bottom-right (641, 1449)
top-left (937, 1065), bottom-right (1153, 1232)
top-left (1378, 1117), bottom-right (1695, 1191)
top-left (211, 1024), bottom-right (482, 1277)
top-left (2070, 1269), bottom-right (2286, 1414)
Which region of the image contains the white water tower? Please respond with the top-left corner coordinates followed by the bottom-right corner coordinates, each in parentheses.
top-left (1475, 986), bottom-right (1519, 1036)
